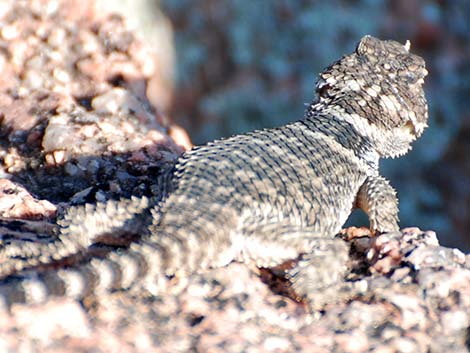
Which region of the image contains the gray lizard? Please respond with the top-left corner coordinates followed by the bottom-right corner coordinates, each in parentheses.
top-left (0, 35), bottom-right (428, 309)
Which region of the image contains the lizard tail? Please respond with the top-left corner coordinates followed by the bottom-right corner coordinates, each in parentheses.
top-left (0, 196), bottom-right (152, 279)
top-left (58, 195), bottom-right (153, 247)
top-left (0, 240), bottom-right (167, 310)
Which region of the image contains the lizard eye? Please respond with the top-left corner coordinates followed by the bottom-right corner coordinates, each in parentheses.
top-left (406, 71), bottom-right (417, 83)
top-left (401, 70), bottom-right (417, 84)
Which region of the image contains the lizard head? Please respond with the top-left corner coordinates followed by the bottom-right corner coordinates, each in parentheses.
top-left (315, 35), bottom-right (428, 158)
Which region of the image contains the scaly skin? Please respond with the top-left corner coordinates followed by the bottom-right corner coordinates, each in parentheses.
top-left (0, 36), bottom-right (428, 309)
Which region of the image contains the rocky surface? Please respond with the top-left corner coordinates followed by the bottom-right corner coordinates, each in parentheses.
top-left (1, 227), bottom-right (469, 353)
top-left (0, 1), bottom-right (469, 353)
top-left (0, 0), bottom-right (188, 212)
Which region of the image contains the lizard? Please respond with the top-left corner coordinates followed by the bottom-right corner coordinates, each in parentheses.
top-left (0, 35), bottom-right (428, 309)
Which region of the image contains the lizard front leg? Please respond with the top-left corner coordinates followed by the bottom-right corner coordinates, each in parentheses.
top-left (356, 175), bottom-right (400, 234)
top-left (285, 176), bottom-right (400, 309)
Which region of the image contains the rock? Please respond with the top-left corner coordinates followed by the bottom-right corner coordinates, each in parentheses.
top-left (0, 0), bottom-right (183, 203)
top-left (0, 1), bottom-right (468, 353)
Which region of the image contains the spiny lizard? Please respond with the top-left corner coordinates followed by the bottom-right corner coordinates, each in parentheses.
top-left (0, 35), bottom-right (428, 309)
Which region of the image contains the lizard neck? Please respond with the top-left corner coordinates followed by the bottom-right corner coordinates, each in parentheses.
top-left (302, 102), bottom-right (380, 172)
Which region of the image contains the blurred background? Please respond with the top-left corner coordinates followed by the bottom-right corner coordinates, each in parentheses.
top-left (11, 0), bottom-right (470, 250)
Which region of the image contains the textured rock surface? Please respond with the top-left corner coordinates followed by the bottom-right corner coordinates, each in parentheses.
top-left (0, 1), bottom-right (468, 353)
top-left (0, 0), bottom-right (186, 209)
top-left (0, 228), bottom-right (469, 353)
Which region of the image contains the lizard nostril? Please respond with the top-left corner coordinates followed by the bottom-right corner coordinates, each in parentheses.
top-left (319, 84), bottom-right (332, 98)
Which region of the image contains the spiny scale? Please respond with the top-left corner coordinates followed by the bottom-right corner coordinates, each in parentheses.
top-left (0, 36), bottom-right (428, 309)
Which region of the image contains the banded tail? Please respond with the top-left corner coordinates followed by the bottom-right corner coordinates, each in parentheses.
top-left (0, 196), bottom-right (152, 279)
